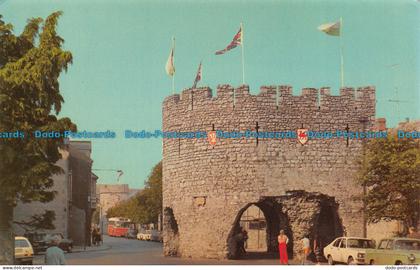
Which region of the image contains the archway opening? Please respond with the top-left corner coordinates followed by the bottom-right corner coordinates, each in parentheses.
top-left (227, 199), bottom-right (291, 260)
top-left (240, 204), bottom-right (267, 252)
top-left (313, 200), bottom-right (343, 253)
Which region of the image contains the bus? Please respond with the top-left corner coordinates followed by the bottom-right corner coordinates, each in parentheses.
top-left (107, 217), bottom-right (135, 237)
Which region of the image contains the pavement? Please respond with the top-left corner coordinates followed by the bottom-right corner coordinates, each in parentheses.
top-left (33, 235), bottom-right (319, 265)
top-left (33, 242), bottom-right (111, 264)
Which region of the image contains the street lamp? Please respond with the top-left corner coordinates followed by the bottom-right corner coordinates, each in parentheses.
top-left (92, 168), bottom-right (124, 182)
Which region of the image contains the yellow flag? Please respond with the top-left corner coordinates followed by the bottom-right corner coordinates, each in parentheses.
top-left (318, 21), bottom-right (340, 36)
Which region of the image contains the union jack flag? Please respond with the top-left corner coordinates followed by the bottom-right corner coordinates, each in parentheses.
top-left (215, 26), bottom-right (242, 55)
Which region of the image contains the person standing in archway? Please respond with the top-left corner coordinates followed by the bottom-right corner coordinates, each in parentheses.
top-left (313, 234), bottom-right (322, 264)
top-left (302, 235), bottom-right (310, 264)
top-left (278, 230), bottom-right (289, 264)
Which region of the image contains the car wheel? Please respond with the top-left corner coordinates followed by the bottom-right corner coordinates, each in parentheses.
top-left (67, 245), bottom-right (72, 253)
top-left (347, 256), bottom-right (354, 265)
top-left (395, 261), bottom-right (402, 265)
top-left (369, 260), bottom-right (375, 265)
top-left (328, 255), bottom-right (334, 265)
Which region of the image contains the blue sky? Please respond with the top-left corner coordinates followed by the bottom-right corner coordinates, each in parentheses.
top-left (1, 0), bottom-right (419, 188)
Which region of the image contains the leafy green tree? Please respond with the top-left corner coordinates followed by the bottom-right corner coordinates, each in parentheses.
top-left (0, 12), bottom-right (75, 264)
top-left (107, 161), bottom-right (162, 225)
top-left (358, 131), bottom-right (420, 232)
top-left (13, 210), bottom-right (56, 233)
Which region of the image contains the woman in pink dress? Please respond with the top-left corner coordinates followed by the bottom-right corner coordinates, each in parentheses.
top-left (278, 230), bottom-right (289, 264)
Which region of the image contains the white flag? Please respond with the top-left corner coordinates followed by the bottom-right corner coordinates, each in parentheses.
top-left (165, 39), bottom-right (175, 76)
top-left (318, 21), bottom-right (340, 36)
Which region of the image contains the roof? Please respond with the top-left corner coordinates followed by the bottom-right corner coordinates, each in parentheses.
top-left (15, 236), bottom-right (29, 240)
top-left (382, 237), bottom-right (420, 241)
top-left (337, 237), bottom-right (373, 240)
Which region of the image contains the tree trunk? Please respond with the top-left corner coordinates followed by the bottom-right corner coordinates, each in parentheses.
top-left (0, 199), bottom-right (14, 265)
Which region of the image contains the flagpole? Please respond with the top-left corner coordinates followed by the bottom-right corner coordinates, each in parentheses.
top-left (241, 22), bottom-right (245, 85)
top-left (172, 37), bottom-right (175, 94)
top-left (172, 74), bottom-right (175, 94)
top-left (339, 17), bottom-right (344, 88)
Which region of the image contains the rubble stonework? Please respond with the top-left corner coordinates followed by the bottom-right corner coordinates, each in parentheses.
top-left (162, 84), bottom-right (376, 259)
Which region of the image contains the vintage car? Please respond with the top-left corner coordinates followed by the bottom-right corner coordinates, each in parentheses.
top-left (125, 227), bottom-right (138, 239)
top-left (323, 237), bottom-right (376, 265)
top-left (150, 230), bottom-right (163, 242)
top-left (25, 232), bottom-right (73, 253)
top-left (24, 232), bottom-right (48, 254)
top-left (14, 236), bottom-right (34, 265)
top-left (137, 229), bottom-right (152, 241)
top-left (45, 233), bottom-right (73, 252)
top-left (365, 238), bottom-right (420, 265)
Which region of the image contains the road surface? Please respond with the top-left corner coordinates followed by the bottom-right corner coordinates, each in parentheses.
top-left (34, 236), bottom-right (306, 265)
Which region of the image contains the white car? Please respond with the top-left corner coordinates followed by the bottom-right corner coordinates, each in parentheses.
top-left (137, 230), bottom-right (152, 241)
top-left (323, 237), bottom-right (376, 265)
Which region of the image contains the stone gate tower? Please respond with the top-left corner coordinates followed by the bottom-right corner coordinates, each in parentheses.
top-left (162, 84), bottom-right (375, 259)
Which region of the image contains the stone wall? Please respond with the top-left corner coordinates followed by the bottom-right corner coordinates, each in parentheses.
top-left (162, 84), bottom-right (376, 259)
top-left (13, 148), bottom-right (70, 237)
top-left (367, 221), bottom-right (402, 244)
top-left (97, 184), bottom-right (131, 214)
top-left (68, 206), bottom-right (86, 245)
top-left (68, 142), bottom-right (93, 246)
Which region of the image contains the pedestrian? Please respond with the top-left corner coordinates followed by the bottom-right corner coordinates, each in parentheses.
top-left (242, 229), bottom-right (248, 253)
top-left (235, 227), bottom-right (246, 258)
top-left (408, 227), bottom-right (420, 239)
top-left (92, 227), bottom-right (98, 245)
top-left (45, 236), bottom-right (66, 265)
top-left (278, 229), bottom-right (289, 265)
top-left (313, 234), bottom-right (322, 264)
top-left (302, 235), bottom-right (310, 265)
top-left (96, 229), bottom-right (102, 246)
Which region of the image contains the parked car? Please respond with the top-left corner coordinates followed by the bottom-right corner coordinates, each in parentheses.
top-left (125, 228), bottom-right (138, 239)
top-left (44, 233), bottom-right (73, 253)
top-left (24, 232), bottom-right (48, 254)
top-left (365, 238), bottom-right (420, 265)
top-left (137, 230), bottom-right (152, 241)
top-left (150, 230), bottom-right (163, 242)
top-left (14, 236), bottom-right (34, 265)
top-left (323, 237), bottom-right (376, 265)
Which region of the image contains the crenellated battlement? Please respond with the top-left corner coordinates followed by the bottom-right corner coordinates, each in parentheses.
top-left (163, 84), bottom-right (375, 115)
top-left (162, 83), bottom-right (377, 260)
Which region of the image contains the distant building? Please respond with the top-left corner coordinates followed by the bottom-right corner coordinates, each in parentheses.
top-left (96, 184), bottom-right (140, 234)
top-left (68, 141), bottom-right (96, 246)
top-left (13, 140), bottom-right (97, 247)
